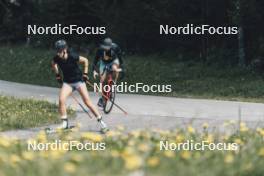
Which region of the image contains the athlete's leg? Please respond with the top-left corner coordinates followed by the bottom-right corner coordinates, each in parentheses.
top-left (58, 83), bottom-right (73, 128)
top-left (111, 63), bottom-right (120, 83)
top-left (97, 62), bottom-right (107, 107)
top-left (78, 83), bottom-right (101, 118)
top-left (77, 83), bottom-right (108, 130)
top-left (100, 72), bottom-right (107, 83)
top-left (99, 60), bottom-right (107, 85)
top-left (97, 72), bottom-right (108, 107)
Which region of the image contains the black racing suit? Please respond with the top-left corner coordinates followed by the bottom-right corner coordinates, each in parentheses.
top-left (53, 51), bottom-right (83, 83)
top-left (111, 43), bottom-right (123, 66)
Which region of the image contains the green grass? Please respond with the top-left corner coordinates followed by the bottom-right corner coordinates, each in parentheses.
top-left (0, 95), bottom-right (75, 131)
top-left (1, 45), bottom-right (264, 102)
top-left (0, 125), bottom-right (263, 176)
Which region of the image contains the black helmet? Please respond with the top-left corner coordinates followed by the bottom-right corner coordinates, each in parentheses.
top-left (101, 37), bottom-right (112, 50)
top-left (55, 40), bottom-right (67, 52)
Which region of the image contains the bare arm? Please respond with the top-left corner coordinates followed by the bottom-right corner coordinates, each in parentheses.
top-left (51, 60), bottom-right (60, 75)
top-left (51, 60), bottom-right (62, 83)
top-left (79, 56), bottom-right (89, 74)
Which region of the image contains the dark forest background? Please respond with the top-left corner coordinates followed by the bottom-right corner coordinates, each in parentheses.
top-left (0, 0), bottom-right (264, 66)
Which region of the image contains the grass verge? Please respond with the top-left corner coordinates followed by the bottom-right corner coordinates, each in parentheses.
top-left (0, 95), bottom-right (75, 131)
top-left (0, 124), bottom-right (263, 176)
top-left (1, 45), bottom-right (264, 102)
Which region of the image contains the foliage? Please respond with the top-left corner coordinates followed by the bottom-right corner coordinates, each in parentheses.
top-left (0, 0), bottom-right (263, 62)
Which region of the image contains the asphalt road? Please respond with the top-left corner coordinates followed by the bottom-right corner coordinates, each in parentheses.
top-left (0, 80), bottom-right (264, 139)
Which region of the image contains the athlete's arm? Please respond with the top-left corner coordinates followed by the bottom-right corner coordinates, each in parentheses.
top-left (112, 43), bottom-right (123, 65)
top-left (51, 60), bottom-right (60, 75)
top-left (79, 56), bottom-right (89, 74)
top-left (51, 60), bottom-right (62, 83)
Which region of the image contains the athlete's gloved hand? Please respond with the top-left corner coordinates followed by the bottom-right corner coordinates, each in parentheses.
top-left (56, 74), bottom-right (63, 84)
top-left (83, 73), bottom-right (89, 82)
top-left (93, 70), bottom-right (99, 79)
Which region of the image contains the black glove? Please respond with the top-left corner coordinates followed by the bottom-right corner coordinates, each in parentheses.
top-left (56, 74), bottom-right (63, 84)
top-left (82, 73), bottom-right (89, 82)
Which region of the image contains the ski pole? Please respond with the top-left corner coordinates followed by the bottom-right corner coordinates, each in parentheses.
top-left (71, 94), bottom-right (93, 119)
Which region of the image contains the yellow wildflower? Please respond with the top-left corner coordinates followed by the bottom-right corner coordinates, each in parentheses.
top-left (81, 132), bottom-right (103, 142)
top-left (27, 138), bottom-right (36, 146)
top-left (223, 135), bottom-right (230, 141)
top-left (10, 154), bottom-right (21, 164)
top-left (202, 122), bottom-right (209, 129)
top-left (65, 135), bottom-right (73, 141)
top-left (64, 162), bottom-right (76, 173)
top-left (39, 151), bottom-right (49, 158)
top-left (0, 137), bottom-right (11, 148)
top-left (256, 127), bottom-right (262, 133)
top-left (256, 128), bottom-right (264, 137)
top-left (224, 120), bottom-right (236, 127)
top-left (147, 157), bottom-right (159, 167)
top-left (130, 130), bottom-right (141, 138)
top-left (138, 143), bottom-right (149, 152)
top-left (124, 154), bottom-right (142, 170)
top-left (142, 131), bottom-right (151, 139)
top-left (164, 150), bottom-right (175, 158)
top-left (234, 138), bottom-right (243, 145)
top-left (75, 122), bottom-right (81, 129)
top-left (122, 147), bottom-right (135, 157)
top-left (258, 148), bottom-right (264, 157)
top-left (106, 131), bottom-right (121, 137)
top-left (22, 151), bottom-right (35, 161)
top-left (181, 151), bottom-right (191, 160)
top-left (49, 150), bottom-right (62, 160)
top-left (159, 130), bottom-right (170, 136)
top-left (111, 150), bottom-right (120, 158)
top-left (224, 154), bottom-right (234, 164)
top-left (71, 155), bottom-right (83, 163)
top-left (240, 122), bottom-right (248, 132)
top-left (128, 140), bottom-right (136, 146)
top-left (37, 131), bottom-right (47, 143)
top-left (204, 134), bottom-right (214, 143)
top-left (187, 125), bottom-right (195, 134)
top-left (176, 134), bottom-right (184, 143)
